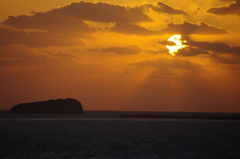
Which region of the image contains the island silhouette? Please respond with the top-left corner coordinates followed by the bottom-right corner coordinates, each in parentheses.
top-left (9, 98), bottom-right (84, 114)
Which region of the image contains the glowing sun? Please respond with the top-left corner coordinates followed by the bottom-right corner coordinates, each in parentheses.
top-left (166, 34), bottom-right (188, 56)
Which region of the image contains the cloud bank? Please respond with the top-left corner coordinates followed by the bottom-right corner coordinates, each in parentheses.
top-left (0, 1), bottom-right (229, 47)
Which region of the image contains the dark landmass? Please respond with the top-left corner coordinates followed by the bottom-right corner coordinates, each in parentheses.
top-left (9, 98), bottom-right (84, 114)
top-left (121, 112), bottom-right (240, 120)
top-left (0, 110), bottom-right (9, 113)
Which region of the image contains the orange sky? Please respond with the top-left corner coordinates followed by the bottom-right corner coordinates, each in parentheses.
top-left (1, 0), bottom-right (240, 112)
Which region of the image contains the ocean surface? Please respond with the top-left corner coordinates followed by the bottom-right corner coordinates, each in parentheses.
top-left (0, 111), bottom-right (240, 159)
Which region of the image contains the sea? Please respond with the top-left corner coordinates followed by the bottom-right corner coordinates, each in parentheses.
top-left (0, 110), bottom-right (240, 159)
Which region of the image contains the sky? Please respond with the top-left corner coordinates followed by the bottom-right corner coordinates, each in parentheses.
top-left (1, 0), bottom-right (240, 112)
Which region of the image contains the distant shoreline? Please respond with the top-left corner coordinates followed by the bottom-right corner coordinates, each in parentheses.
top-left (1, 110), bottom-right (240, 120)
top-left (120, 113), bottom-right (240, 120)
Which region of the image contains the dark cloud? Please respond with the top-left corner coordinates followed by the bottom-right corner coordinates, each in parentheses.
top-left (159, 20), bottom-right (228, 35)
top-left (111, 20), bottom-right (227, 36)
top-left (111, 22), bottom-right (158, 36)
top-left (1, 1), bottom-right (227, 40)
top-left (0, 1), bottom-right (229, 48)
top-left (1, 1), bottom-right (188, 32)
top-left (1, 1), bottom-right (153, 41)
top-left (184, 39), bottom-right (240, 56)
top-left (0, 27), bottom-right (85, 47)
top-left (2, 13), bottom-right (95, 37)
top-left (89, 45), bottom-right (142, 55)
top-left (0, 1), bottom-right (154, 46)
top-left (102, 45), bottom-right (142, 55)
top-left (39, 50), bottom-right (77, 59)
top-left (2, 1), bottom-right (152, 29)
top-left (0, 49), bottom-right (78, 67)
top-left (146, 2), bottom-right (187, 15)
top-left (55, 1), bottom-right (152, 23)
top-left (207, 0), bottom-right (240, 16)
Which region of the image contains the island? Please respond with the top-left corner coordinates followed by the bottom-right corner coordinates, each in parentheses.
top-left (9, 98), bottom-right (84, 114)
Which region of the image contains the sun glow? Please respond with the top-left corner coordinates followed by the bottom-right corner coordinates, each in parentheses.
top-left (166, 34), bottom-right (188, 56)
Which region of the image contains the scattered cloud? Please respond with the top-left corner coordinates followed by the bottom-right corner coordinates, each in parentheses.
top-left (102, 45), bottom-right (142, 55)
top-left (207, 0), bottom-right (240, 16)
top-left (159, 20), bottom-right (228, 35)
top-left (146, 2), bottom-right (187, 15)
top-left (184, 39), bottom-right (240, 56)
top-left (110, 22), bottom-right (158, 36)
top-left (1, 1), bottom-right (152, 29)
top-left (111, 20), bottom-right (227, 36)
top-left (0, 27), bottom-right (85, 47)
top-left (0, 1), bottom-right (229, 48)
top-left (55, 1), bottom-right (152, 23)
top-left (0, 1), bottom-right (154, 46)
top-left (88, 45), bottom-right (142, 55)
top-left (39, 50), bottom-right (77, 59)
top-left (2, 13), bottom-right (96, 37)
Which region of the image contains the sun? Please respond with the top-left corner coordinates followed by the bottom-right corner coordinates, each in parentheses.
top-left (166, 34), bottom-right (188, 56)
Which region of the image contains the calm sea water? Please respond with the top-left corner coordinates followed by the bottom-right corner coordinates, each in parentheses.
top-left (0, 111), bottom-right (240, 159)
